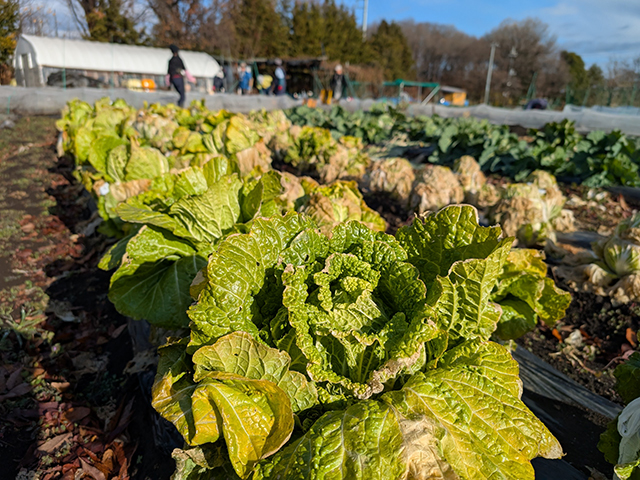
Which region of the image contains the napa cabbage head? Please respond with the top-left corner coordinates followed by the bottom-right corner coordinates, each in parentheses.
top-left (153, 205), bottom-right (562, 480)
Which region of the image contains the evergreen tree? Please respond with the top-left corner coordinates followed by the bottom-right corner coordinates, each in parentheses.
top-left (0, 0), bottom-right (18, 84)
top-left (587, 64), bottom-right (605, 87)
top-left (290, 1), bottom-right (324, 57)
top-left (369, 20), bottom-right (414, 80)
top-left (230, 0), bottom-right (289, 58)
top-left (561, 50), bottom-right (588, 91)
top-left (0, 0), bottom-right (18, 65)
top-left (289, 0), bottom-right (367, 63)
top-left (67, 0), bottom-right (143, 44)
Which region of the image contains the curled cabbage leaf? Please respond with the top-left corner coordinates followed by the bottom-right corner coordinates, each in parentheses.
top-left (362, 157), bottom-right (415, 205)
top-left (410, 165), bottom-right (464, 214)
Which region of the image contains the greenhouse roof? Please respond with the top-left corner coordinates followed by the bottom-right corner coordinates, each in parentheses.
top-left (17, 35), bottom-right (221, 78)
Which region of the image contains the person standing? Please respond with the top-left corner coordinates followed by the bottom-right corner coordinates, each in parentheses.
top-left (329, 64), bottom-right (345, 103)
top-left (271, 58), bottom-right (286, 96)
top-left (167, 44), bottom-right (187, 107)
top-left (256, 74), bottom-right (272, 95)
top-left (213, 70), bottom-right (224, 93)
top-left (238, 62), bottom-right (253, 95)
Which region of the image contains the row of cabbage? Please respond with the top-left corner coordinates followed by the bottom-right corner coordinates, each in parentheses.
top-left (57, 98), bottom-right (572, 479)
top-left (288, 105), bottom-right (640, 188)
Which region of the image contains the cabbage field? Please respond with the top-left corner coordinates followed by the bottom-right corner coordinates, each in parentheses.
top-left (2, 99), bottom-right (640, 480)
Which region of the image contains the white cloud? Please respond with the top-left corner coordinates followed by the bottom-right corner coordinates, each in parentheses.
top-left (540, 0), bottom-right (640, 65)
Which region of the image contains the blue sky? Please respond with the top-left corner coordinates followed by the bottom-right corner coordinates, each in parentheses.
top-left (354, 0), bottom-right (640, 68)
top-left (36, 0), bottom-right (640, 68)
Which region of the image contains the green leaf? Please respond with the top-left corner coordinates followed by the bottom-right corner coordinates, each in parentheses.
top-left (152, 337), bottom-right (296, 479)
top-left (168, 175), bottom-right (243, 244)
top-left (254, 400), bottom-right (406, 480)
top-left (188, 213), bottom-right (317, 350)
top-left (98, 228), bottom-right (139, 271)
top-left (241, 171), bottom-right (284, 222)
top-left (74, 124), bottom-right (96, 163)
top-left (491, 249), bottom-right (571, 331)
top-left (173, 167), bottom-right (209, 199)
top-left (125, 144), bottom-right (170, 181)
top-left (494, 298), bottom-right (537, 341)
top-left (616, 353), bottom-right (640, 405)
top-left (397, 205), bottom-right (505, 288)
top-left (200, 373), bottom-right (293, 478)
top-left (429, 239), bottom-right (512, 345)
top-left (106, 144), bottom-right (129, 182)
top-left (117, 175), bottom-right (244, 247)
top-left (152, 338), bottom-right (216, 445)
top-left (615, 457), bottom-right (640, 480)
top-left (125, 225), bottom-right (197, 264)
top-left (192, 331), bottom-right (318, 413)
top-left (297, 180), bottom-right (386, 235)
top-left (598, 416), bottom-right (622, 465)
top-left (384, 341), bottom-right (563, 480)
top-left (109, 255), bottom-right (206, 328)
top-left (226, 116), bottom-right (261, 154)
top-left (88, 135), bottom-right (128, 175)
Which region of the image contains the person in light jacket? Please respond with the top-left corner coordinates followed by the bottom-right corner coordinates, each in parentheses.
top-left (271, 58), bottom-right (286, 96)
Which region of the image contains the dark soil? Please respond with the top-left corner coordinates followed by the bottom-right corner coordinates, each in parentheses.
top-left (362, 191), bottom-right (413, 235)
top-left (517, 290), bottom-right (640, 404)
top-left (0, 117), bottom-right (173, 480)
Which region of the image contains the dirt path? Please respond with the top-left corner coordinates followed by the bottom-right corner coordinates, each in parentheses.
top-left (0, 117), bottom-right (173, 480)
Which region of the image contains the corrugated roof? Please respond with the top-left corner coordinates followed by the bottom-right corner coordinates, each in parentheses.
top-left (441, 85), bottom-right (466, 93)
top-left (17, 35), bottom-right (220, 78)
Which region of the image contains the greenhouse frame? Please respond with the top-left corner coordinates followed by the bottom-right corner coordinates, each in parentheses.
top-left (14, 35), bottom-right (221, 93)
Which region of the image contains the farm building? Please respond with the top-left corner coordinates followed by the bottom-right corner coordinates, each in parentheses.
top-left (14, 35), bottom-right (221, 93)
top-left (441, 86), bottom-right (467, 106)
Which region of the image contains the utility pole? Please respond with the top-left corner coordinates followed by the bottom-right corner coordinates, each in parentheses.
top-left (362, 0), bottom-right (368, 40)
top-left (484, 42), bottom-right (498, 105)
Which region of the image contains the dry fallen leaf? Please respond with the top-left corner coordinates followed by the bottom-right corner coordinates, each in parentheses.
top-left (626, 328), bottom-right (638, 347)
top-left (124, 349), bottom-right (157, 375)
top-left (37, 432), bottom-right (72, 454)
top-left (21, 222), bottom-right (35, 233)
top-left (0, 382), bottom-right (33, 402)
top-left (50, 381), bottom-right (71, 392)
top-left (552, 328), bottom-right (563, 342)
top-left (6, 366), bottom-right (23, 391)
top-left (79, 458), bottom-right (107, 480)
top-left (64, 406), bottom-right (91, 424)
top-left (110, 324), bottom-right (127, 339)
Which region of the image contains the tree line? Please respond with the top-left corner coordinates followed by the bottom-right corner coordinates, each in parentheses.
top-left (2, 0), bottom-right (639, 106)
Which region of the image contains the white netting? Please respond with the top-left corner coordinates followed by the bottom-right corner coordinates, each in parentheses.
top-left (0, 86), bottom-right (301, 116)
top-left (2, 86), bottom-right (640, 136)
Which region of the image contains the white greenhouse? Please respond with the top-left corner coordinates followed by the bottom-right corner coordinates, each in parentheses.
top-left (14, 35), bottom-right (221, 93)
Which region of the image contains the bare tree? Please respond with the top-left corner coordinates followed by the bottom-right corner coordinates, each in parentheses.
top-left (484, 18), bottom-right (560, 101)
top-left (146, 0), bottom-right (209, 50)
top-left (400, 20), bottom-right (489, 101)
top-left (19, 0), bottom-right (57, 36)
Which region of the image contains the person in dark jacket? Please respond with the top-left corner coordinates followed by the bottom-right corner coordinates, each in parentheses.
top-left (271, 58), bottom-right (286, 96)
top-left (329, 64), bottom-right (344, 102)
top-left (213, 71), bottom-right (224, 93)
top-left (168, 44), bottom-right (186, 107)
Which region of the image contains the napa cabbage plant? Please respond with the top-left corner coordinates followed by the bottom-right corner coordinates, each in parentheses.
top-left (599, 353), bottom-right (640, 480)
top-left (153, 205), bottom-right (562, 480)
